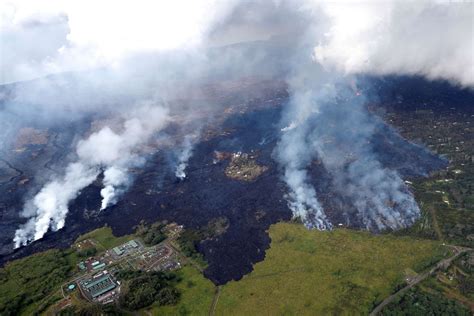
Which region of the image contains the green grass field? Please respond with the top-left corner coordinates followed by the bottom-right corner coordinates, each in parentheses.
top-left (216, 222), bottom-right (446, 315)
top-left (143, 265), bottom-right (215, 316)
top-left (75, 226), bottom-right (135, 250)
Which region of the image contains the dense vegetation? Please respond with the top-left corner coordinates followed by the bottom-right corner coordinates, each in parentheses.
top-left (386, 101), bottom-right (474, 247)
top-left (0, 249), bottom-right (73, 315)
top-left (458, 254), bottom-right (474, 298)
top-left (77, 247), bottom-right (97, 258)
top-left (401, 177), bottom-right (474, 247)
top-left (136, 222), bottom-right (167, 246)
top-left (177, 229), bottom-right (207, 259)
top-left (177, 217), bottom-right (228, 259)
top-left (116, 270), bottom-right (180, 310)
top-left (382, 100), bottom-right (474, 312)
top-left (381, 288), bottom-right (470, 316)
top-left (390, 252), bottom-right (474, 314)
top-left (145, 266), bottom-right (215, 315)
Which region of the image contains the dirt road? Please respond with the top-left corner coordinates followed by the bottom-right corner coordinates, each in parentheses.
top-left (209, 285), bottom-right (222, 316)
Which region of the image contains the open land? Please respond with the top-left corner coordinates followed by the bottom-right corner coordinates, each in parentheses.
top-left (216, 222), bottom-right (448, 315)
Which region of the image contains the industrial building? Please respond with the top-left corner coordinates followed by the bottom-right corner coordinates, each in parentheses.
top-left (110, 239), bottom-right (142, 258)
top-left (79, 272), bottom-right (118, 302)
top-left (78, 258), bottom-right (107, 272)
top-left (91, 260), bottom-right (106, 270)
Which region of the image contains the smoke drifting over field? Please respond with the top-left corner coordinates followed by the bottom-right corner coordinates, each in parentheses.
top-left (2, 0), bottom-right (472, 247)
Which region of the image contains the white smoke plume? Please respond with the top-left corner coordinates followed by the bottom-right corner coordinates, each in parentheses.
top-left (13, 162), bottom-right (99, 248)
top-left (341, 159), bottom-right (420, 230)
top-left (175, 134), bottom-right (197, 180)
top-left (305, 84), bottom-right (421, 230)
top-left (278, 73), bottom-right (422, 230)
top-left (100, 166), bottom-right (128, 210)
top-left (14, 104), bottom-right (169, 248)
top-left (276, 83), bottom-right (334, 229)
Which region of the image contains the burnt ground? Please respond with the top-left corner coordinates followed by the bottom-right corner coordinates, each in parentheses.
top-left (0, 76), bottom-right (463, 285)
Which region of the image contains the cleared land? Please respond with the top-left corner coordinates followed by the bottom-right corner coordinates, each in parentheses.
top-left (216, 222), bottom-right (446, 315)
top-left (75, 226), bottom-right (136, 250)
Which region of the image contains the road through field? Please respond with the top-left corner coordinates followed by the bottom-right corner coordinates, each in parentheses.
top-left (370, 245), bottom-right (472, 316)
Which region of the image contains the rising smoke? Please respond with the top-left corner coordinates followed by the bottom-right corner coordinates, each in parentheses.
top-left (278, 72), bottom-right (422, 230)
top-left (13, 162), bottom-right (99, 247)
top-left (14, 104), bottom-right (169, 248)
top-left (304, 83), bottom-right (420, 230)
top-left (175, 134), bottom-right (198, 180)
top-left (2, 0), bottom-right (472, 247)
top-left (275, 72), bottom-right (335, 229)
top-left (274, 0), bottom-right (472, 229)
top-left (100, 166), bottom-right (129, 211)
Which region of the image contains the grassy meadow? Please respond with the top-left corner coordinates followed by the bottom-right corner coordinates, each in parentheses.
top-left (75, 226), bottom-right (135, 250)
top-left (144, 265), bottom-right (215, 316)
top-left (216, 222), bottom-right (446, 315)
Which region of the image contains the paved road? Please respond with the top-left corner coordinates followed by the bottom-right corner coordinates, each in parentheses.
top-left (369, 246), bottom-right (472, 316)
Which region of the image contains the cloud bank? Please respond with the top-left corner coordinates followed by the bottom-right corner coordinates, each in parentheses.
top-left (0, 0), bottom-right (235, 83)
top-left (315, 1), bottom-right (473, 87)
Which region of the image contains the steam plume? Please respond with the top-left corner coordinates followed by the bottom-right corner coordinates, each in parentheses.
top-left (272, 0), bottom-right (470, 230)
top-left (13, 162), bottom-right (99, 248)
top-left (100, 166), bottom-right (128, 210)
top-left (14, 104), bottom-right (169, 247)
top-left (276, 84), bottom-right (333, 229)
top-left (277, 76), bottom-right (421, 230)
top-left (175, 135), bottom-right (197, 180)
top-left (306, 85), bottom-right (420, 230)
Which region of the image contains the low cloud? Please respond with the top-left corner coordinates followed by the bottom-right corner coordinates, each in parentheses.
top-left (315, 1), bottom-right (474, 87)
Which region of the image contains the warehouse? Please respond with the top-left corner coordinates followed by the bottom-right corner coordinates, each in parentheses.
top-left (80, 272), bottom-right (117, 301)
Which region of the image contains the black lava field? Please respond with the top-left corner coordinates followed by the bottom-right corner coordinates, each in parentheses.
top-left (1, 76), bottom-right (466, 285)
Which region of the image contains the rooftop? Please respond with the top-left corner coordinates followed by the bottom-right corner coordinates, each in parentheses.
top-left (83, 274), bottom-right (117, 299)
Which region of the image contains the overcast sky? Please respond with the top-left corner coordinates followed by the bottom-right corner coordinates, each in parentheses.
top-left (1, 1), bottom-right (472, 86)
